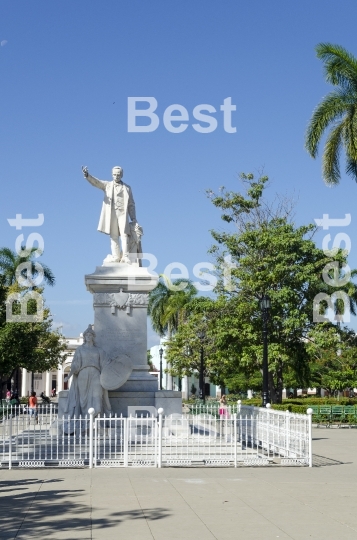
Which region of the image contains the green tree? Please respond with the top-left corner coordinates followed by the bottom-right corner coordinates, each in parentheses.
top-left (147, 350), bottom-right (157, 371)
top-left (305, 43), bottom-right (357, 185)
top-left (306, 324), bottom-right (357, 396)
top-left (168, 173), bottom-right (357, 403)
top-left (0, 252), bottom-right (65, 398)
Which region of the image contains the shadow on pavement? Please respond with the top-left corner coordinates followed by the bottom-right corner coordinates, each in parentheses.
top-left (0, 478), bottom-right (171, 538)
top-left (312, 454), bottom-right (352, 467)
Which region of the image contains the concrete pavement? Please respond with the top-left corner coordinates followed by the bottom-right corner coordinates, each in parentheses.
top-left (1, 427), bottom-right (357, 540)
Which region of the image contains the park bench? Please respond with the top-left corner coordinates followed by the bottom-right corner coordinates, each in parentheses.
top-left (319, 406), bottom-right (332, 424)
top-left (343, 406), bottom-right (356, 424)
top-left (309, 405), bottom-right (320, 422)
top-left (331, 405), bottom-right (344, 425)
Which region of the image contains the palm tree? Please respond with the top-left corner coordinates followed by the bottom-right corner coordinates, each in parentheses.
top-left (148, 276), bottom-right (197, 338)
top-left (0, 247), bottom-right (55, 289)
top-left (305, 43), bottom-right (357, 185)
top-left (148, 277), bottom-right (197, 389)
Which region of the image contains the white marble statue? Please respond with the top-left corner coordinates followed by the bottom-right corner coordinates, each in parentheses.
top-left (64, 325), bottom-right (112, 418)
top-left (82, 165), bottom-right (142, 264)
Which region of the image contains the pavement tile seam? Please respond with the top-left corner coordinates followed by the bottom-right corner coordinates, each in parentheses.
top-left (127, 473), bottom-right (157, 539)
top-left (165, 477), bottom-right (219, 539)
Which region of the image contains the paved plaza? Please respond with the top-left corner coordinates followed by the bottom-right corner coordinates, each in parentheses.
top-left (0, 427), bottom-right (357, 540)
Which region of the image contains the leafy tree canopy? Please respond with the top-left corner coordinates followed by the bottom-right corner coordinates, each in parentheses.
top-left (0, 251), bottom-right (66, 393)
top-left (166, 173), bottom-right (357, 403)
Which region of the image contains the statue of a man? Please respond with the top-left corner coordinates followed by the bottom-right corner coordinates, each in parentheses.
top-left (82, 165), bottom-right (140, 264)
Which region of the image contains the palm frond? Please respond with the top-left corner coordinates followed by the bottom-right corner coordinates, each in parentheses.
top-left (322, 121), bottom-right (344, 185)
top-left (316, 43), bottom-right (357, 89)
top-left (40, 264), bottom-right (56, 287)
top-left (305, 90), bottom-right (349, 158)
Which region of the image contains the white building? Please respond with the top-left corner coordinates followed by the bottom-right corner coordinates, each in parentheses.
top-left (20, 335), bottom-right (84, 397)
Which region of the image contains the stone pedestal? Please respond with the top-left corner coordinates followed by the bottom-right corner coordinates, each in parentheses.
top-left (81, 261), bottom-right (182, 416)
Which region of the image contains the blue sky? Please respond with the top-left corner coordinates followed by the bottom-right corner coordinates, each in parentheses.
top-left (1, 1), bottom-right (357, 345)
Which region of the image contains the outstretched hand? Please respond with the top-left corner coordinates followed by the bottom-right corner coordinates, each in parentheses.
top-left (82, 165), bottom-right (89, 178)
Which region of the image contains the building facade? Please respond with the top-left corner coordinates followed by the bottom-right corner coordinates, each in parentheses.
top-left (20, 335), bottom-right (84, 397)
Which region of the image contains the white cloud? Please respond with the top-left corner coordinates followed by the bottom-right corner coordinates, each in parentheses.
top-left (1, 40), bottom-right (8, 46)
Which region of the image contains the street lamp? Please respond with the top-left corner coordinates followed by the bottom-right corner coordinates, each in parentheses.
top-left (159, 347), bottom-right (163, 390)
top-left (260, 294), bottom-right (271, 407)
top-left (197, 329), bottom-right (205, 402)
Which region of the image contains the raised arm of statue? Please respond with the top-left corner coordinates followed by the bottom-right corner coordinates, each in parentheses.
top-left (82, 166), bottom-right (107, 191)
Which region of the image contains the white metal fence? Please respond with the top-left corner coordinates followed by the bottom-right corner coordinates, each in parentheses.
top-left (0, 406), bottom-right (312, 469)
top-left (1, 404), bottom-right (58, 423)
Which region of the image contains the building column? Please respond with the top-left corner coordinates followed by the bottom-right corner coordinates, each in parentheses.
top-left (21, 368), bottom-right (28, 397)
top-left (57, 366), bottom-right (63, 392)
top-left (45, 371), bottom-right (51, 396)
top-left (166, 362), bottom-right (173, 390)
top-left (183, 376), bottom-right (190, 400)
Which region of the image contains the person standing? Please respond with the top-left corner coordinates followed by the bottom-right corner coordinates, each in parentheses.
top-left (219, 395), bottom-right (229, 418)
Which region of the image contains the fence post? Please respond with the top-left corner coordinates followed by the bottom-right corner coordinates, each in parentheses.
top-left (124, 417), bottom-right (128, 467)
top-left (88, 408), bottom-right (95, 469)
top-left (157, 408), bottom-right (163, 468)
top-left (285, 410), bottom-right (290, 457)
top-left (265, 403), bottom-right (271, 456)
top-left (307, 408), bottom-right (313, 468)
top-left (237, 400), bottom-right (241, 415)
top-left (9, 414), bottom-right (12, 470)
top-left (233, 413), bottom-right (237, 467)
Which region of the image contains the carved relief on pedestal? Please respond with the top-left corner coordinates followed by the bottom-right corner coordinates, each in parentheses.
top-left (93, 289), bottom-right (149, 315)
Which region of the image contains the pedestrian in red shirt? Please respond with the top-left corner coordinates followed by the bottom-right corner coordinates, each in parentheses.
top-left (28, 391), bottom-right (38, 423)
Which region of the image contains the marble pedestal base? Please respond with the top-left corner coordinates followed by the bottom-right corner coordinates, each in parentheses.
top-left (58, 389), bottom-right (182, 418)
top-left (61, 261), bottom-right (184, 417)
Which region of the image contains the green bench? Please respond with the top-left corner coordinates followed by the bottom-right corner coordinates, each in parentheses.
top-left (343, 406), bottom-right (357, 424)
top-left (319, 406), bottom-right (332, 424)
top-left (311, 405), bottom-right (357, 426)
top-left (331, 405), bottom-right (344, 424)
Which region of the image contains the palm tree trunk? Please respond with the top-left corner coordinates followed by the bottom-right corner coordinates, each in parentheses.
top-left (166, 322), bottom-right (173, 390)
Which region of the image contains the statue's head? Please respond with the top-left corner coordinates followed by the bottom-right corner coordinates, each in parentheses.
top-left (112, 166), bottom-right (123, 183)
top-left (83, 324), bottom-right (95, 344)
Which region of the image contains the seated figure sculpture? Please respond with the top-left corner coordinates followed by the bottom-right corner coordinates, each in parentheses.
top-left (64, 325), bottom-right (111, 418)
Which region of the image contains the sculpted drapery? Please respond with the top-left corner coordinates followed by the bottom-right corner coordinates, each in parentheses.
top-left (65, 338), bottom-right (111, 418)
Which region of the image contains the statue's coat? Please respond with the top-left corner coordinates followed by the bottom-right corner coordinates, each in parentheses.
top-left (86, 174), bottom-right (136, 236)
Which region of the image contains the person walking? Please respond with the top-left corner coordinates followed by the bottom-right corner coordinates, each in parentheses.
top-left (28, 391), bottom-right (38, 423)
top-left (6, 390), bottom-right (11, 403)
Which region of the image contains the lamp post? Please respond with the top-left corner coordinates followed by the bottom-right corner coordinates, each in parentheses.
top-left (159, 347), bottom-right (163, 390)
top-left (260, 294), bottom-right (271, 407)
top-left (197, 330), bottom-right (205, 403)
